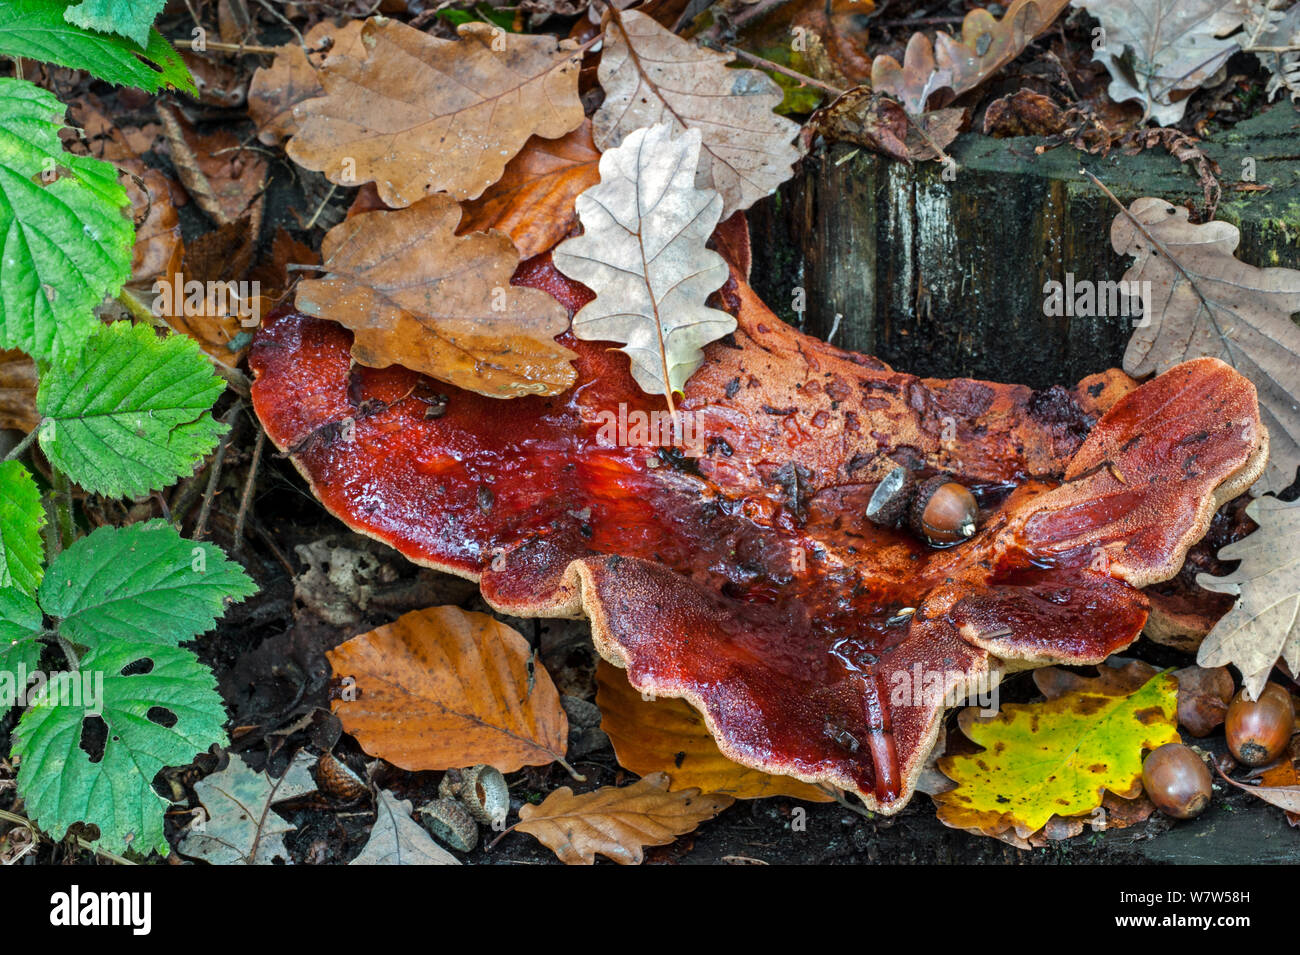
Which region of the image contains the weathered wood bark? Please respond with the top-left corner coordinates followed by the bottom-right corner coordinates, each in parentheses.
top-left (747, 105), bottom-right (1300, 389)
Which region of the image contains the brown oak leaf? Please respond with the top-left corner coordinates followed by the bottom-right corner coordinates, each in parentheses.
top-left (1112, 197), bottom-right (1300, 495)
top-left (0, 350), bottom-right (38, 433)
top-left (297, 196), bottom-right (577, 398)
top-left (515, 772), bottom-right (732, 864)
top-left (872, 0), bottom-right (1070, 114)
top-left (248, 19), bottom-right (367, 145)
top-left (287, 19), bottom-right (584, 207)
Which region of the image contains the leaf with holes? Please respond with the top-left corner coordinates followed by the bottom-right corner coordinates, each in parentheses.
top-left (326, 606), bottom-right (569, 772)
top-left (63, 0), bottom-right (167, 47)
top-left (0, 78), bottom-right (134, 361)
top-left (594, 10), bottom-right (800, 219)
top-left (39, 520), bottom-right (255, 651)
top-left (295, 197), bottom-right (576, 398)
top-left (552, 123), bottom-right (734, 405)
top-left (36, 323), bottom-right (228, 497)
top-left (0, 1), bottom-right (193, 94)
top-left (12, 641), bottom-right (228, 856)
top-left (0, 461), bottom-right (44, 596)
top-left (1112, 197), bottom-right (1300, 494)
top-left (177, 752), bottom-right (318, 864)
top-left (1198, 496), bottom-right (1300, 700)
top-left (515, 772), bottom-right (732, 865)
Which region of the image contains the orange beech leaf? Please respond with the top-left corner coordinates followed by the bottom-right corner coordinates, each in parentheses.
top-left (326, 606), bottom-right (570, 773)
top-left (515, 772), bottom-right (732, 864)
top-left (287, 19), bottom-right (584, 207)
top-left (296, 196), bottom-right (577, 398)
top-left (459, 120), bottom-right (601, 260)
top-left (596, 661), bottom-right (833, 801)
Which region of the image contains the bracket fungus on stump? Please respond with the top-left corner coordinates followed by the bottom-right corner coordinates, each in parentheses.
top-left (250, 215), bottom-right (1267, 813)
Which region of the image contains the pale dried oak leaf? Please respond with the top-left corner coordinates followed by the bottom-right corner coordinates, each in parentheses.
top-left (594, 10), bottom-right (801, 219)
top-left (1112, 197), bottom-right (1300, 494)
top-left (1072, 0), bottom-right (1244, 125)
top-left (296, 196), bottom-right (576, 398)
top-left (287, 18), bottom-right (584, 207)
top-left (552, 122), bottom-right (733, 404)
top-left (515, 772), bottom-right (732, 864)
top-left (1197, 495), bottom-right (1300, 700)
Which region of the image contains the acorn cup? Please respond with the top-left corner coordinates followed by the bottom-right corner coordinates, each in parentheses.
top-left (865, 465), bottom-right (917, 527)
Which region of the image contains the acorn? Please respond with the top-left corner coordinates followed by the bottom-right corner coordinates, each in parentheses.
top-left (866, 465), bottom-right (917, 527)
top-left (910, 475), bottom-right (978, 545)
top-left (1142, 743), bottom-right (1212, 819)
top-left (418, 798), bottom-right (478, 852)
top-left (1225, 682), bottom-right (1295, 767)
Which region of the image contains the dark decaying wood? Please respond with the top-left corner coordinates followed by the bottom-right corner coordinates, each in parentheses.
top-left (747, 105), bottom-right (1300, 389)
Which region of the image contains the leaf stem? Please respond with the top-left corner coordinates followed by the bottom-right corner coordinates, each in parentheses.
top-left (721, 45), bottom-right (846, 96)
top-left (3, 428), bottom-right (38, 462)
top-left (49, 467), bottom-right (75, 553)
top-left (0, 808), bottom-right (136, 865)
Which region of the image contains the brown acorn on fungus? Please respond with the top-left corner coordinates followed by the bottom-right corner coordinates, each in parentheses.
top-left (868, 468), bottom-right (979, 546)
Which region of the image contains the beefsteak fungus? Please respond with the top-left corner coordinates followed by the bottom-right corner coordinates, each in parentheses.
top-left (250, 215), bottom-right (1267, 813)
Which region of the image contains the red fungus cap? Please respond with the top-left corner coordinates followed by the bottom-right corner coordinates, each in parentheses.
top-left (250, 215), bottom-right (1267, 812)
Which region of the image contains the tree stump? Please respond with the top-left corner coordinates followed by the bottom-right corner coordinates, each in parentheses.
top-left (747, 104), bottom-right (1300, 389)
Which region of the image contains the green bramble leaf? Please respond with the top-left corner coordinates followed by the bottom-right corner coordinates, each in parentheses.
top-left (39, 519), bottom-right (256, 651)
top-left (37, 323), bottom-right (227, 497)
top-left (0, 460), bottom-right (44, 595)
top-left (0, 78), bottom-right (134, 361)
top-left (12, 641), bottom-right (228, 856)
top-left (0, 1), bottom-right (194, 94)
top-left (64, 0), bottom-right (167, 48)
top-left (0, 586), bottom-right (44, 708)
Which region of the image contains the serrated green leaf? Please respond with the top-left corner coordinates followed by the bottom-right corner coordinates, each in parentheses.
top-left (0, 587), bottom-right (44, 710)
top-left (0, 460), bottom-right (44, 595)
top-left (64, 0), bottom-right (167, 48)
top-left (0, 1), bottom-right (194, 93)
top-left (0, 78), bottom-right (134, 361)
top-left (37, 323), bottom-right (228, 496)
top-left (39, 519), bottom-right (255, 650)
top-left (13, 641), bottom-right (228, 856)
